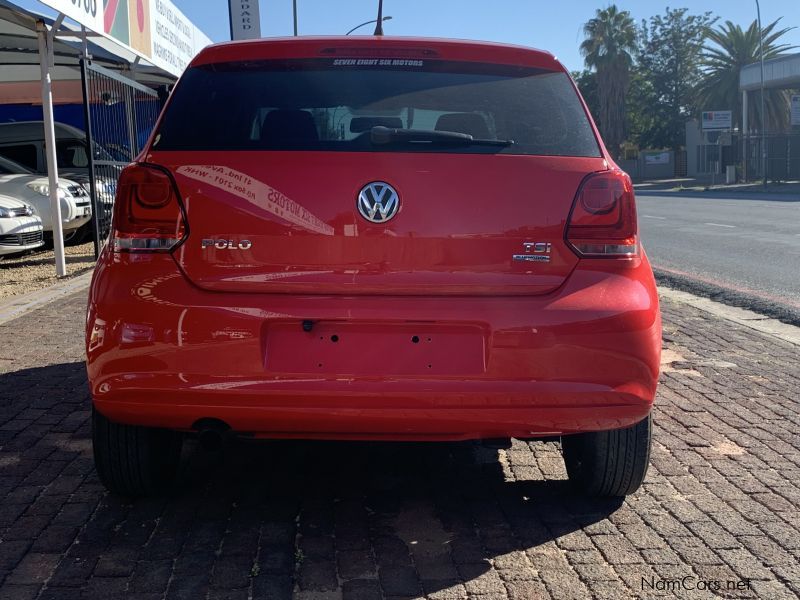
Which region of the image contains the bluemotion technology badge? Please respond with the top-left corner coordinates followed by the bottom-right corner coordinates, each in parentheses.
top-left (357, 182), bottom-right (400, 223)
top-left (513, 241), bottom-right (551, 263)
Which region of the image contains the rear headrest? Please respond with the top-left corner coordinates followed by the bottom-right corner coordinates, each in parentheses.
top-left (349, 116), bottom-right (403, 133)
top-left (261, 110), bottom-right (319, 145)
top-left (434, 113), bottom-right (490, 139)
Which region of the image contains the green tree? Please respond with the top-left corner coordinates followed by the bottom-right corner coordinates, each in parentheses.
top-left (580, 5), bottom-right (637, 158)
top-left (625, 67), bottom-right (655, 148)
top-left (636, 8), bottom-right (716, 150)
top-left (571, 69), bottom-right (600, 124)
top-left (697, 19), bottom-right (797, 133)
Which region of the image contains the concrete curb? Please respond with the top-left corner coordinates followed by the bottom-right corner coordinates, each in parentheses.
top-left (0, 271), bottom-right (93, 326)
top-left (658, 286), bottom-right (800, 347)
top-left (634, 180), bottom-right (800, 196)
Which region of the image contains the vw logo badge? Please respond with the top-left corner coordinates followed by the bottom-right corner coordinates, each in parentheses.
top-left (357, 182), bottom-right (400, 223)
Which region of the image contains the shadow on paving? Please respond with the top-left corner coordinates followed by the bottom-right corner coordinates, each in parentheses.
top-left (0, 362), bottom-right (622, 599)
top-left (0, 248), bottom-right (95, 272)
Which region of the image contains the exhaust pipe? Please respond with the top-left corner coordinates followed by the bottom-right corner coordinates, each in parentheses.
top-left (192, 418), bottom-right (230, 451)
top-left (198, 428), bottom-right (223, 451)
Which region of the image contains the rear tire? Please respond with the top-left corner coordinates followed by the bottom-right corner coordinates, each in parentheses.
top-left (562, 414), bottom-right (652, 497)
top-left (92, 407), bottom-right (182, 496)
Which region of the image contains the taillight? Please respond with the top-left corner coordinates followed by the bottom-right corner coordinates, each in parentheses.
top-left (111, 164), bottom-right (187, 252)
top-left (565, 169), bottom-right (638, 258)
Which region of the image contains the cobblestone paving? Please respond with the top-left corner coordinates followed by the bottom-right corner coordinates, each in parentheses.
top-left (0, 291), bottom-right (798, 600)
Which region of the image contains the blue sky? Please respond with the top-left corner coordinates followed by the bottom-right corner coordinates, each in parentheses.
top-left (19, 0), bottom-right (800, 72)
top-left (175, 0), bottom-right (800, 72)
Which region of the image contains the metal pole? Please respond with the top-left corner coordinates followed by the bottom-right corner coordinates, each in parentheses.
top-left (293, 0), bottom-right (297, 35)
top-left (374, 0), bottom-right (384, 35)
top-left (80, 57), bottom-right (101, 259)
top-left (742, 90), bottom-right (748, 181)
top-left (711, 137), bottom-right (715, 188)
top-left (756, 0), bottom-right (767, 187)
top-left (36, 20), bottom-right (66, 277)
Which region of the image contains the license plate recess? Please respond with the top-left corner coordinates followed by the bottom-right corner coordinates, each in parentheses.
top-left (265, 321), bottom-right (487, 376)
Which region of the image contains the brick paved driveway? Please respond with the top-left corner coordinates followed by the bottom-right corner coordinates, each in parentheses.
top-left (0, 291), bottom-right (798, 600)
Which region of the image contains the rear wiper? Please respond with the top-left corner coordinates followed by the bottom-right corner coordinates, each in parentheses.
top-left (370, 126), bottom-right (514, 147)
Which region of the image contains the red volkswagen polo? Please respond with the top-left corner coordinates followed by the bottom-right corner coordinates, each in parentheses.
top-left (86, 37), bottom-right (660, 497)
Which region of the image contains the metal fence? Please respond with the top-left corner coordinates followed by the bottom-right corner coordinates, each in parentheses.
top-left (696, 141), bottom-right (737, 176)
top-left (80, 59), bottom-right (161, 257)
top-left (694, 133), bottom-right (800, 182)
top-left (742, 134), bottom-right (800, 182)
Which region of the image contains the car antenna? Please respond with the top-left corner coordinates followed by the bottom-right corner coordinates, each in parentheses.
top-left (373, 0), bottom-right (384, 36)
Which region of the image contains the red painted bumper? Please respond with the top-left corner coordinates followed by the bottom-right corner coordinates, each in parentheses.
top-left (86, 253), bottom-right (661, 440)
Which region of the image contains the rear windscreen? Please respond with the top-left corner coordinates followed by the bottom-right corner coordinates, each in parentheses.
top-left (154, 58), bottom-right (600, 157)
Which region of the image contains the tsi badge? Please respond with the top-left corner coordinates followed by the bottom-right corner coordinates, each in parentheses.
top-left (513, 241), bottom-right (551, 263)
top-left (202, 239), bottom-right (253, 250)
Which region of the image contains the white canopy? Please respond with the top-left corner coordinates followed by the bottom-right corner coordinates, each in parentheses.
top-left (0, 0), bottom-right (178, 91)
top-left (740, 53), bottom-right (800, 92)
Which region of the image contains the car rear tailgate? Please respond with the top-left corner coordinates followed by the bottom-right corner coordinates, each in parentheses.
top-left (156, 151), bottom-right (605, 295)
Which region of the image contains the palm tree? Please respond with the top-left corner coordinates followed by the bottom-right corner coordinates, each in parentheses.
top-left (698, 19), bottom-right (797, 133)
top-left (580, 6), bottom-right (637, 158)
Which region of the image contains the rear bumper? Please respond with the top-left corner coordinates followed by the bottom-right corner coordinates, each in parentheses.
top-left (86, 253), bottom-right (661, 440)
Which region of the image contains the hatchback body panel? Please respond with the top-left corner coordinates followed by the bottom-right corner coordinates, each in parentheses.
top-left (86, 36), bottom-right (660, 442)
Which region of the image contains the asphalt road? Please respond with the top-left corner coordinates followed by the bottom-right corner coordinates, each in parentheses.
top-left (637, 190), bottom-right (800, 312)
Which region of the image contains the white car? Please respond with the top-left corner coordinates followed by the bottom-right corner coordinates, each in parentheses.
top-left (0, 155), bottom-right (91, 241)
top-left (0, 194), bottom-right (44, 257)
